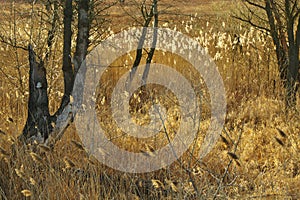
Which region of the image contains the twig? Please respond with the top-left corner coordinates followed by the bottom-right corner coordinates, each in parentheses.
top-left (213, 124), bottom-right (244, 199)
top-left (152, 99), bottom-right (200, 196)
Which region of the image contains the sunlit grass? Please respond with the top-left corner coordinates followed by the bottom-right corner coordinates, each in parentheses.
top-left (0, 0), bottom-right (299, 199)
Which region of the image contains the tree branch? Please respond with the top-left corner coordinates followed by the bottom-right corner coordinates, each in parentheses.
top-left (0, 35), bottom-right (27, 51)
top-left (243, 0), bottom-right (265, 10)
top-left (232, 15), bottom-right (270, 32)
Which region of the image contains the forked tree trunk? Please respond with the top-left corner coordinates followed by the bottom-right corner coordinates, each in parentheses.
top-left (21, 0), bottom-right (90, 145)
top-left (128, 1), bottom-right (156, 85)
top-left (141, 0), bottom-right (158, 85)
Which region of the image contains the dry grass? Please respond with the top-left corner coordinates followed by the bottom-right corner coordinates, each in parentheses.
top-left (0, 0), bottom-right (300, 199)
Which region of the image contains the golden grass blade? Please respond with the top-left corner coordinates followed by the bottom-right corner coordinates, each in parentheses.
top-left (165, 179), bottom-right (178, 192)
top-left (21, 189), bottom-right (32, 197)
top-left (38, 144), bottom-right (51, 152)
top-left (29, 177), bottom-right (36, 186)
top-left (29, 152), bottom-right (44, 164)
top-left (71, 140), bottom-right (85, 151)
top-left (140, 144), bottom-right (156, 157)
top-left (64, 157), bottom-right (76, 169)
top-left (15, 169), bottom-right (25, 179)
top-left (0, 129), bottom-right (6, 135)
top-left (0, 146), bottom-right (9, 156)
top-left (151, 179), bottom-right (164, 189)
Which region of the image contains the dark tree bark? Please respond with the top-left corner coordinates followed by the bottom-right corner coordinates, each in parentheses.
top-left (265, 0), bottom-right (289, 86)
top-left (21, 0), bottom-right (90, 144)
top-left (235, 0), bottom-right (300, 109)
top-left (125, 0), bottom-right (159, 113)
top-left (21, 45), bottom-right (53, 143)
top-left (47, 0), bottom-right (90, 146)
top-left (45, 0), bottom-right (59, 62)
top-left (285, 0), bottom-right (300, 107)
top-left (74, 0), bottom-right (90, 74)
top-left (54, 0), bottom-right (73, 119)
top-left (128, 1), bottom-right (156, 85)
top-left (71, 0), bottom-right (90, 111)
top-left (142, 0), bottom-right (158, 85)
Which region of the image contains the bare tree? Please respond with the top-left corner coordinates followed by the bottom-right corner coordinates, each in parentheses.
top-left (20, 0), bottom-right (90, 144)
top-left (234, 0), bottom-right (300, 108)
top-left (127, 0), bottom-right (159, 86)
top-left (0, 0), bottom-right (118, 144)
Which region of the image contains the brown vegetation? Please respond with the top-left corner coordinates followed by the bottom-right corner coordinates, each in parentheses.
top-left (0, 0), bottom-right (299, 199)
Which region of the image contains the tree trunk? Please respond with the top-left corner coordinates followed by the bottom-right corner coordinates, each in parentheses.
top-left (285, 0), bottom-right (298, 108)
top-left (141, 0), bottom-right (158, 85)
top-left (45, 0), bottom-right (59, 62)
top-left (21, 0), bottom-right (90, 145)
top-left (21, 45), bottom-right (53, 143)
top-left (128, 2), bottom-right (154, 85)
top-left (49, 0), bottom-right (90, 145)
top-left (71, 0), bottom-right (90, 110)
top-left (265, 0), bottom-right (299, 109)
top-left (235, 0), bottom-right (299, 109)
top-left (54, 0), bottom-right (74, 119)
top-left (74, 0), bottom-right (90, 74)
top-left (265, 0), bottom-right (288, 85)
